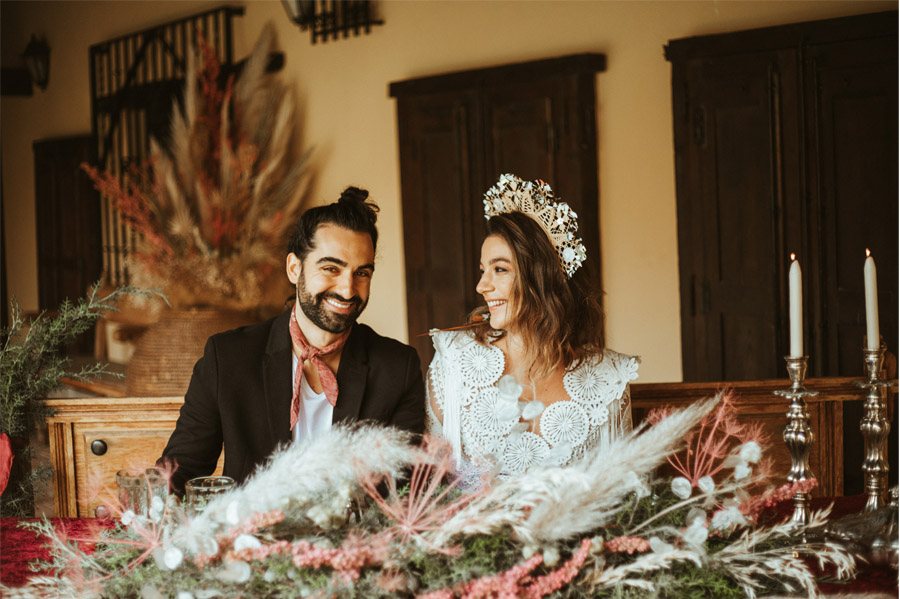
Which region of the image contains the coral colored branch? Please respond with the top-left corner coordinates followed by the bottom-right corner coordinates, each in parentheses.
top-left (523, 538), bottom-right (592, 598)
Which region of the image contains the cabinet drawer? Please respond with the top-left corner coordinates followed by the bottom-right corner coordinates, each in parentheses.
top-left (73, 420), bottom-right (179, 517)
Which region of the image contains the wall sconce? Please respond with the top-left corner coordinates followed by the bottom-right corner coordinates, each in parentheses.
top-left (282, 0), bottom-right (383, 44)
top-left (23, 36), bottom-right (51, 91)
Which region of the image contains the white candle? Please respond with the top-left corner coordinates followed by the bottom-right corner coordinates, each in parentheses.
top-left (789, 254), bottom-right (803, 357)
top-left (864, 249), bottom-right (880, 351)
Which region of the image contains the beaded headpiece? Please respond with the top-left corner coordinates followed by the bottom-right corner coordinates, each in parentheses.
top-left (482, 173), bottom-right (587, 277)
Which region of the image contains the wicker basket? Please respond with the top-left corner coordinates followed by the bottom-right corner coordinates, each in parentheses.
top-left (125, 307), bottom-right (255, 397)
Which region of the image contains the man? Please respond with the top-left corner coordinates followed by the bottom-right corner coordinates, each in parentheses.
top-left (160, 187), bottom-right (425, 493)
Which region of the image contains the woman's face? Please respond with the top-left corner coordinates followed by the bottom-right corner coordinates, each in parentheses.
top-left (476, 234), bottom-right (518, 331)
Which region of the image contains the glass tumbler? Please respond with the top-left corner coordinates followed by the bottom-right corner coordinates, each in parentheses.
top-left (184, 475), bottom-right (236, 514)
top-left (116, 467), bottom-right (168, 516)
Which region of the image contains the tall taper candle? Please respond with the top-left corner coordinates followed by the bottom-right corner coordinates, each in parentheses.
top-left (864, 249), bottom-right (880, 351)
top-left (789, 254), bottom-right (803, 357)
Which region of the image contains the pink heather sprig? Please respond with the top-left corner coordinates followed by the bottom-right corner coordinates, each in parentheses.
top-left (231, 534), bottom-right (390, 581)
top-left (739, 478), bottom-right (819, 523)
top-left (418, 554), bottom-right (544, 599)
top-left (647, 391), bottom-right (766, 487)
top-left (603, 535), bottom-right (651, 554)
top-left (522, 538), bottom-right (592, 598)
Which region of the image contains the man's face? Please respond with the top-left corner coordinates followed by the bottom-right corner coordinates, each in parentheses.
top-left (286, 224), bottom-right (375, 334)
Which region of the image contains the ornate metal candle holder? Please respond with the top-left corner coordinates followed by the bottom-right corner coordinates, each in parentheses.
top-left (775, 356), bottom-right (817, 526)
top-left (856, 343), bottom-right (891, 511)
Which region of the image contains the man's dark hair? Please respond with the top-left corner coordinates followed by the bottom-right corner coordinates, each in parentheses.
top-left (287, 186), bottom-right (380, 261)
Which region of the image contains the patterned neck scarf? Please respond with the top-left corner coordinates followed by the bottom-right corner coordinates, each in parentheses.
top-left (289, 309), bottom-right (351, 429)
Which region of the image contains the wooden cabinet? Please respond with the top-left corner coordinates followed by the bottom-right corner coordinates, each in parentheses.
top-left (44, 396), bottom-right (222, 517)
top-left (666, 11), bottom-right (897, 383)
top-left (631, 377), bottom-right (881, 497)
top-left (390, 54), bottom-right (605, 366)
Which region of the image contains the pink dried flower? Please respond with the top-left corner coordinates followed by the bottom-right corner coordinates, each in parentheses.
top-left (419, 554), bottom-right (544, 598)
top-left (522, 538), bottom-right (592, 598)
top-left (739, 478), bottom-right (818, 523)
top-left (648, 391), bottom-right (767, 487)
top-left (363, 436), bottom-right (480, 551)
top-left (604, 535), bottom-right (651, 554)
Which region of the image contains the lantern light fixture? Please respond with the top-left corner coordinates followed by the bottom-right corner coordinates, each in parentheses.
top-left (281, 0), bottom-right (383, 44)
top-left (22, 35), bottom-right (50, 91)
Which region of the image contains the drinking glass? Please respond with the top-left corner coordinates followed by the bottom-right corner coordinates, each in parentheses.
top-left (184, 475), bottom-right (235, 514)
top-left (116, 467), bottom-right (168, 516)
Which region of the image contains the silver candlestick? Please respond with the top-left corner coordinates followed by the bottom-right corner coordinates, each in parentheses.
top-left (775, 355), bottom-right (817, 526)
top-left (857, 343), bottom-right (891, 511)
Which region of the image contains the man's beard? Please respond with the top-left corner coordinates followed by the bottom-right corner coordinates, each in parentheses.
top-left (296, 275), bottom-right (367, 334)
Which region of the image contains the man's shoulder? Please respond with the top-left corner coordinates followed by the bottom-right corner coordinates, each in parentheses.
top-left (353, 323), bottom-right (418, 363)
top-left (208, 311), bottom-right (286, 351)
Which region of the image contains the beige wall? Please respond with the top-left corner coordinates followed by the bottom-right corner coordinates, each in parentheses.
top-left (2, 0), bottom-right (892, 382)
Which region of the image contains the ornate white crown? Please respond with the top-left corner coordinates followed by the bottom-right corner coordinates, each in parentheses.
top-left (482, 173), bottom-right (587, 277)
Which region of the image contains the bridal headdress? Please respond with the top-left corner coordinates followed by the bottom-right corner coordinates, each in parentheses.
top-left (482, 173), bottom-right (587, 277)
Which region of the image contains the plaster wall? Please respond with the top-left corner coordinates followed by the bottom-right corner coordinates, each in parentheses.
top-left (1, 0), bottom-right (892, 382)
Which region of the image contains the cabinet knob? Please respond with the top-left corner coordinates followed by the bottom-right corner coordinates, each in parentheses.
top-left (95, 505), bottom-right (110, 518)
top-left (90, 439), bottom-right (108, 456)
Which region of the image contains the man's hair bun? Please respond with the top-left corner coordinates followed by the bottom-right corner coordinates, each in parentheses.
top-left (339, 186), bottom-right (370, 205)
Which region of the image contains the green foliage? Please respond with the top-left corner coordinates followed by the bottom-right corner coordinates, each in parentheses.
top-left (408, 530), bottom-right (533, 593)
top-left (0, 285), bottom-right (161, 516)
top-left (0, 285), bottom-right (157, 436)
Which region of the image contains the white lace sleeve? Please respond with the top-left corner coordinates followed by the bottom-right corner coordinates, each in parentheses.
top-left (425, 343), bottom-right (444, 436)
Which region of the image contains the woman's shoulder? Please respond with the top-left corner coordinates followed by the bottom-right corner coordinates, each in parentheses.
top-left (429, 328), bottom-right (485, 353)
top-left (429, 329), bottom-right (505, 386)
top-left (563, 348), bottom-right (639, 420)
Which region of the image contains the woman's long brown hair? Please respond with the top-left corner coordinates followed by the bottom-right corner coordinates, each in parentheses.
top-left (468, 212), bottom-right (605, 380)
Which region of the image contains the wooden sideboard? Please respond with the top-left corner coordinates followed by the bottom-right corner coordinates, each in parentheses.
top-left (43, 376), bottom-right (886, 516)
top-left (44, 396), bottom-right (222, 518)
top-left (631, 376), bottom-right (891, 498)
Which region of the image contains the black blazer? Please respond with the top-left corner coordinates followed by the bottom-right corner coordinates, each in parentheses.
top-left (160, 309), bottom-right (425, 493)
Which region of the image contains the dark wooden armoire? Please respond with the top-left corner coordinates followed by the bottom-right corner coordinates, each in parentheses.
top-left (390, 55), bottom-right (606, 366)
top-left (667, 11), bottom-right (898, 382)
top-left (667, 11), bottom-right (898, 492)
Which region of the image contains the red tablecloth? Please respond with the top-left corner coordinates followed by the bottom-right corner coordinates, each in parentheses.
top-left (0, 517), bottom-right (112, 587)
top-left (1, 499), bottom-right (896, 593)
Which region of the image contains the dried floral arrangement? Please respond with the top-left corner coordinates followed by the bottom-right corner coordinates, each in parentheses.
top-left (0, 286), bottom-right (153, 516)
top-left (83, 24), bottom-right (310, 312)
top-left (6, 394), bottom-right (859, 597)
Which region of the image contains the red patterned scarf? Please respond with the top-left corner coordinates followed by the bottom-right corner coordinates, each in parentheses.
top-left (289, 309), bottom-right (350, 429)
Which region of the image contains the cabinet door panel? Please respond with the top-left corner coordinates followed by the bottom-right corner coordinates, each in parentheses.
top-left (805, 35), bottom-right (899, 493)
top-left (396, 92), bottom-right (481, 365)
top-left (677, 51), bottom-right (799, 381)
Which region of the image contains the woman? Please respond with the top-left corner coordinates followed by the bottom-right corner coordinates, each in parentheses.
top-left (427, 174), bottom-right (638, 484)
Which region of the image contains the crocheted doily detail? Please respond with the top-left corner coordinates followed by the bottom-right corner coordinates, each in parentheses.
top-left (540, 400), bottom-right (589, 449)
top-left (564, 352), bottom-right (639, 426)
top-left (462, 387), bottom-right (518, 457)
top-left (458, 340), bottom-right (505, 388)
top-left (502, 432), bottom-right (550, 475)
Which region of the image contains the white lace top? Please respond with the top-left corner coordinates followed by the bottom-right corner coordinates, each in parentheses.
top-left (426, 330), bottom-right (638, 484)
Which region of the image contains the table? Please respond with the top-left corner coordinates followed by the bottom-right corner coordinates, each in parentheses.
top-left (1, 499), bottom-right (896, 594)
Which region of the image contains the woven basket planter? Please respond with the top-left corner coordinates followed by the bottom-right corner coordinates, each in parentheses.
top-left (126, 307), bottom-right (255, 397)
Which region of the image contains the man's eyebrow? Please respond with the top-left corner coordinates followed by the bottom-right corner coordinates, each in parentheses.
top-left (316, 256), bottom-right (348, 267)
top-left (316, 257), bottom-right (375, 271)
